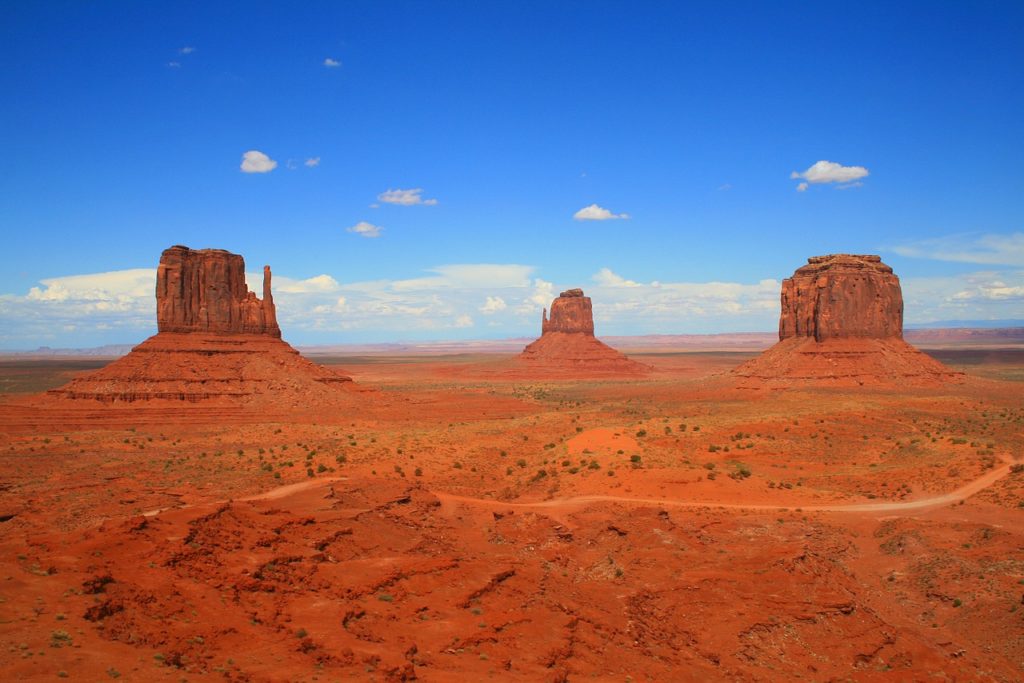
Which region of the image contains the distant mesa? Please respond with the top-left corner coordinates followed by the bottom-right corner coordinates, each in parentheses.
top-left (518, 288), bottom-right (648, 376)
top-left (734, 254), bottom-right (962, 387)
top-left (49, 245), bottom-right (353, 403)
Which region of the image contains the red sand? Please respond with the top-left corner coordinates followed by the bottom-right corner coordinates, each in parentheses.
top-left (1, 351), bottom-right (1022, 681)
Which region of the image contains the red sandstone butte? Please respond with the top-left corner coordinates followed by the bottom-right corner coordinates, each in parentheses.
top-left (734, 254), bottom-right (961, 387)
top-left (48, 246), bottom-right (353, 403)
top-left (519, 289), bottom-right (648, 376)
top-left (779, 254), bottom-right (902, 341)
top-left (157, 245), bottom-right (281, 337)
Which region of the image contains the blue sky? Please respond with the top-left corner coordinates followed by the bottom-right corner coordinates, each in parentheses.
top-left (1, 1), bottom-right (1022, 348)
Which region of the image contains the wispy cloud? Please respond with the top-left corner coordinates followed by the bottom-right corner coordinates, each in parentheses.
top-left (347, 221), bottom-right (383, 238)
top-left (179, 46), bottom-right (196, 55)
top-left (167, 61), bottom-right (181, 68)
top-left (573, 204), bottom-right (630, 221)
top-left (323, 58), bottom-right (341, 68)
top-left (891, 232), bottom-right (1024, 267)
top-left (791, 160), bottom-right (869, 191)
top-left (377, 188), bottom-right (438, 206)
top-left (240, 150), bottom-right (277, 174)
top-left (304, 157), bottom-right (320, 167)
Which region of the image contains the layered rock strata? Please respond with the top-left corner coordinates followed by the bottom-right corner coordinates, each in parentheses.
top-left (734, 255), bottom-right (961, 387)
top-left (519, 289), bottom-right (647, 376)
top-left (50, 246), bottom-right (352, 403)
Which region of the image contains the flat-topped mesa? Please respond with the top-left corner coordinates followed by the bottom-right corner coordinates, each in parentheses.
top-left (156, 245), bottom-right (280, 337)
top-left (733, 253), bottom-right (962, 387)
top-left (779, 254), bottom-right (902, 342)
top-left (541, 288), bottom-right (595, 335)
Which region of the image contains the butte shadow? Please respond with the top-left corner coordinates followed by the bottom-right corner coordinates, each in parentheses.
top-left (515, 288), bottom-right (649, 378)
top-left (47, 245), bottom-right (357, 405)
top-left (732, 254), bottom-right (963, 388)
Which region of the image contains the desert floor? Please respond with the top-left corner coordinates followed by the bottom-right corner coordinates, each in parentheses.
top-left (1, 348), bottom-right (1022, 681)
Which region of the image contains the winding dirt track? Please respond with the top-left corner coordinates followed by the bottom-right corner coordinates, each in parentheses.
top-left (144, 460), bottom-right (1016, 518)
top-left (436, 460), bottom-right (1015, 514)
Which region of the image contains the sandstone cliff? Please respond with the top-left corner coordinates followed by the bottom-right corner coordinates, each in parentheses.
top-left (157, 245), bottom-right (280, 337)
top-left (50, 245), bottom-right (353, 403)
top-left (735, 255), bottom-right (960, 387)
top-left (779, 254), bottom-right (902, 342)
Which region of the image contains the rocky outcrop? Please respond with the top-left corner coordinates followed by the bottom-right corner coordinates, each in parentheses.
top-left (519, 289), bottom-right (648, 376)
top-left (157, 246), bottom-right (280, 337)
top-left (734, 255), bottom-right (961, 387)
top-left (779, 255), bottom-right (902, 342)
top-left (50, 245), bottom-right (353, 404)
top-left (542, 289), bottom-right (595, 335)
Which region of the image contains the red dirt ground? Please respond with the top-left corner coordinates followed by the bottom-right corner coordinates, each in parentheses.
top-left (1, 350), bottom-right (1022, 681)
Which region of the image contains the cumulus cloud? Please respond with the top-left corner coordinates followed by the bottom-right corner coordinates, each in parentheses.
top-left (480, 296), bottom-right (507, 314)
top-left (240, 150), bottom-right (277, 174)
top-left (593, 268), bottom-right (639, 287)
top-left (790, 160), bottom-right (869, 191)
top-left (573, 204), bottom-right (630, 221)
top-left (454, 315), bottom-right (474, 328)
top-left (268, 274), bottom-right (341, 294)
top-left (347, 221), bottom-right (382, 238)
top-left (377, 188), bottom-right (438, 206)
top-left (304, 157), bottom-right (320, 167)
top-left (891, 232), bottom-right (1024, 267)
top-left (323, 58), bottom-right (341, 68)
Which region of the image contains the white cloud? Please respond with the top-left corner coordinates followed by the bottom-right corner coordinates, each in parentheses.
top-left (323, 58), bottom-right (341, 68)
top-left (25, 269), bottom-right (155, 303)
top-left (480, 296), bottom-right (507, 314)
top-left (891, 232), bottom-right (1024, 267)
top-left (6, 262), bottom-right (1023, 349)
top-left (167, 61), bottom-right (181, 68)
top-left (270, 274), bottom-right (341, 294)
top-left (304, 157), bottom-right (320, 167)
top-left (573, 204), bottom-right (630, 221)
top-left (593, 268), bottom-right (639, 287)
top-left (790, 160), bottom-right (869, 191)
top-left (240, 150), bottom-right (277, 174)
top-left (377, 188), bottom-right (438, 206)
top-left (179, 46), bottom-right (196, 55)
top-left (901, 269), bottom-right (1024, 322)
top-left (347, 221), bottom-right (382, 238)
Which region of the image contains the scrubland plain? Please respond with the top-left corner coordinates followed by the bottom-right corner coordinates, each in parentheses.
top-left (1, 345), bottom-right (1022, 681)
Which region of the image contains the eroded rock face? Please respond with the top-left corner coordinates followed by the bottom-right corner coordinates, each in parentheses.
top-left (48, 245), bottom-right (356, 403)
top-left (779, 254), bottom-right (902, 342)
top-left (733, 254), bottom-right (961, 387)
top-left (157, 245), bottom-right (280, 337)
top-left (542, 288), bottom-right (595, 335)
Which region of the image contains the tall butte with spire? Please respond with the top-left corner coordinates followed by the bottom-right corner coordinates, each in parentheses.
top-left (50, 245), bottom-right (353, 403)
top-left (517, 288), bottom-right (648, 376)
top-left (733, 254), bottom-right (961, 387)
